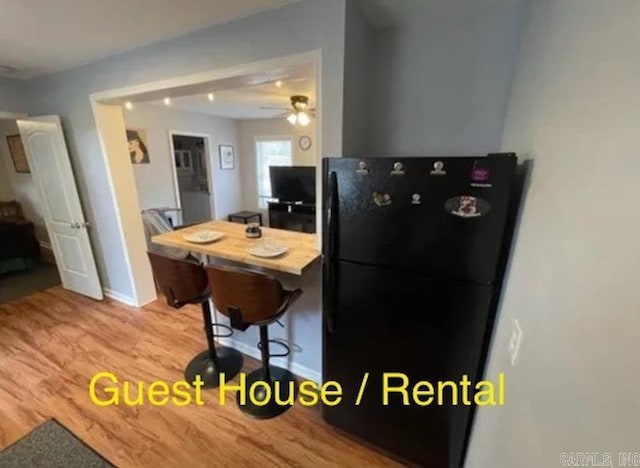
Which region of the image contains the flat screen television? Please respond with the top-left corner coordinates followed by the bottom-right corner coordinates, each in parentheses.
top-left (270, 166), bottom-right (316, 204)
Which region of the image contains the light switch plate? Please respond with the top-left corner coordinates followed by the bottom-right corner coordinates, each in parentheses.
top-left (507, 318), bottom-right (523, 366)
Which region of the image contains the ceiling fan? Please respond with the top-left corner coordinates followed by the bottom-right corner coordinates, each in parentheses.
top-left (260, 95), bottom-right (316, 126)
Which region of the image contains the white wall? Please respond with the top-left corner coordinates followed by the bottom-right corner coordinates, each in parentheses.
top-left (124, 104), bottom-right (242, 219)
top-left (368, 0), bottom-right (527, 156)
top-left (467, 1), bottom-right (640, 466)
top-left (22, 0), bottom-right (346, 299)
top-left (237, 117), bottom-right (317, 213)
top-left (0, 119), bottom-right (49, 243)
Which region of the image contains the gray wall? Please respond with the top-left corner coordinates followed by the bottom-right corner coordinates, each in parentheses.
top-left (0, 77), bottom-right (26, 113)
top-left (467, 1), bottom-right (640, 466)
top-left (342, 0), bottom-right (375, 156)
top-left (124, 104), bottom-right (241, 219)
top-left (0, 77), bottom-right (45, 242)
top-left (367, 0), bottom-right (527, 156)
top-left (21, 0), bottom-right (347, 298)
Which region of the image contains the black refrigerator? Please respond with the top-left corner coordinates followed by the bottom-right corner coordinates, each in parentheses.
top-left (322, 154), bottom-right (519, 468)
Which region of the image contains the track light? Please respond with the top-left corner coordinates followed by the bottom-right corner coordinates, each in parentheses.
top-left (163, 97), bottom-right (172, 106)
top-left (207, 93), bottom-right (215, 102)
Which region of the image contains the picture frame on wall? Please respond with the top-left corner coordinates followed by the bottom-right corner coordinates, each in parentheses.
top-left (126, 128), bottom-right (150, 164)
top-left (6, 134), bottom-right (30, 173)
top-left (219, 145), bottom-right (235, 170)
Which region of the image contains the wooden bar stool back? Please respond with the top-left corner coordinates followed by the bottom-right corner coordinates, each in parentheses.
top-left (206, 264), bottom-right (303, 419)
top-left (147, 252), bottom-right (243, 388)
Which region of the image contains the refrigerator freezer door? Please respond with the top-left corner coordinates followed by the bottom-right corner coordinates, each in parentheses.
top-left (323, 156), bottom-right (517, 283)
top-left (322, 261), bottom-right (495, 467)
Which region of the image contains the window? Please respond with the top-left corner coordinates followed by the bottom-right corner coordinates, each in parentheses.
top-left (256, 138), bottom-right (292, 208)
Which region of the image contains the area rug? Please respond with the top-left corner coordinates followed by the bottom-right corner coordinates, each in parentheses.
top-left (0, 419), bottom-right (113, 467)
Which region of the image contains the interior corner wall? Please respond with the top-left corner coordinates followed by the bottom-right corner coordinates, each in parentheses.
top-left (466, 1), bottom-right (640, 467)
top-left (367, 0), bottom-right (527, 157)
top-left (237, 118), bottom-right (318, 215)
top-left (20, 0), bottom-right (346, 299)
top-left (342, 0), bottom-right (375, 156)
top-left (123, 104), bottom-right (242, 219)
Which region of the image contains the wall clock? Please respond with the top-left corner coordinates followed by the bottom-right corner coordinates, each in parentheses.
top-left (298, 135), bottom-right (312, 151)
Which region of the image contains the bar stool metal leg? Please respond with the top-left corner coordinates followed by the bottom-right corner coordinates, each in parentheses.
top-left (185, 300), bottom-right (243, 388)
top-left (237, 324), bottom-right (298, 419)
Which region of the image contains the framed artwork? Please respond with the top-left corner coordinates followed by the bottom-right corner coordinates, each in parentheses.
top-left (126, 128), bottom-right (150, 164)
top-left (219, 145), bottom-right (235, 170)
top-left (6, 135), bottom-right (30, 173)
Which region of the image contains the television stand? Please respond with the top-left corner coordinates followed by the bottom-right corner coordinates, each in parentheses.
top-left (267, 201), bottom-right (316, 233)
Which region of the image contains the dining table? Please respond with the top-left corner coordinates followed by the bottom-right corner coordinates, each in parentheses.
top-left (151, 220), bottom-right (320, 276)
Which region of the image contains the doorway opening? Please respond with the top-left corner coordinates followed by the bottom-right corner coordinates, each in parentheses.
top-left (92, 51), bottom-right (321, 305)
top-left (169, 133), bottom-right (214, 225)
top-left (0, 117), bottom-right (61, 303)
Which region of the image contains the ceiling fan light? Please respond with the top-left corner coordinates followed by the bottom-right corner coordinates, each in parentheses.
top-left (287, 113), bottom-right (298, 125)
top-left (298, 111), bottom-right (310, 126)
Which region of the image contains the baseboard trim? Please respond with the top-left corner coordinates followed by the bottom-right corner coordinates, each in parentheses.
top-left (102, 288), bottom-right (138, 307)
top-left (38, 241), bottom-right (56, 264)
top-left (217, 336), bottom-right (321, 384)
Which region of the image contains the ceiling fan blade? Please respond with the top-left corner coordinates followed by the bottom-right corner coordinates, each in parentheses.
top-left (259, 106), bottom-right (291, 111)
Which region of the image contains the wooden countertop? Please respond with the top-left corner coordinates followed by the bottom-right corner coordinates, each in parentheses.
top-left (151, 220), bottom-right (320, 276)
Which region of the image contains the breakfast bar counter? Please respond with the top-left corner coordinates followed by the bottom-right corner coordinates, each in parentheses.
top-left (151, 220), bottom-right (320, 276)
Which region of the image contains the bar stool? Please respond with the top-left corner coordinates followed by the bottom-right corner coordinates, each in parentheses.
top-left (147, 252), bottom-right (243, 388)
top-left (205, 264), bottom-right (303, 419)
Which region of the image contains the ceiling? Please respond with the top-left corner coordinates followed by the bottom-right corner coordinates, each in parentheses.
top-left (0, 0), bottom-right (298, 79)
top-left (139, 62), bottom-right (316, 120)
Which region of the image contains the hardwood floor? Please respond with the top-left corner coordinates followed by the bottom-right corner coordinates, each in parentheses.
top-left (0, 287), bottom-right (398, 467)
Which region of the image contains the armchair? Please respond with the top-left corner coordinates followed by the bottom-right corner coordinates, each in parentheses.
top-left (0, 201), bottom-right (41, 274)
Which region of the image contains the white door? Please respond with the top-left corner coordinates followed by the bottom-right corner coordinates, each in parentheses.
top-left (17, 116), bottom-right (103, 300)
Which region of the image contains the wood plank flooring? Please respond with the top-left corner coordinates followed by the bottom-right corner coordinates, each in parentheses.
top-left (0, 287), bottom-right (398, 467)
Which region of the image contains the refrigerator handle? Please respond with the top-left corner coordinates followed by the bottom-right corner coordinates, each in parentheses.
top-left (325, 171), bottom-right (338, 258)
top-left (324, 171), bottom-right (338, 333)
top-left (323, 260), bottom-right (337, 334)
